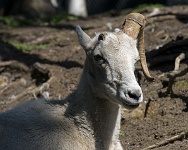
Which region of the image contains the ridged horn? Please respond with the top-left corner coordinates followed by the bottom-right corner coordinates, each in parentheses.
top-left (122, 13), bottom-right (154, 81)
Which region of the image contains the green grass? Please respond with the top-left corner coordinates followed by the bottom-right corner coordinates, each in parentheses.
top-left (184, 33), bottom-right (188, 38)
top-left (174, 81), bottom-right (188, 88)
top-left (0, 14), bottom-right (78, 28)
top-left (119, 131), bottom-right (125, 137)
top-left (0, 16), bottom-right (31, 28)
top-left (48, 34), bottom-right (67, 45)
top-left (0, 16), bottom-right (19, 27)
top-left (44, 14), bottom-right (78, 25)
top-left (167, 93), bottom-right (171, 97)
top-left (133, 3), bottom-right (164, 12)
top-left (12, 43), bottom-right (47, 52)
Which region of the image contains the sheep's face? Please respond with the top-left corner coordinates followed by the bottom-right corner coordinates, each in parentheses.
top-left (76, 26), bottom-right (143, 108)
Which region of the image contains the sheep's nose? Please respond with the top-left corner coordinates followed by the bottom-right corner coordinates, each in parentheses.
top-left (128, 89), bottom-right (142, 101)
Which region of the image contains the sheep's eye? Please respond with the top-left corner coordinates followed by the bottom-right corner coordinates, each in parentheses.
top-left (98, 34), bottom-right (105, 41)
top-left (94, 54), bottom-right (104, 63)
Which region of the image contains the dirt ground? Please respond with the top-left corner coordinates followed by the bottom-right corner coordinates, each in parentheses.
top-left (0, 5), bottom-right (188, 150)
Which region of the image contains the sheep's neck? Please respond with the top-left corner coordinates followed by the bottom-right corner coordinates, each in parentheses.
top-left (70, 68), bottom-right (121, 149)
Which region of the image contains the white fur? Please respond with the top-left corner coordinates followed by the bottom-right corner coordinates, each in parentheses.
top-left (109, 106), bottom-right (123, 150)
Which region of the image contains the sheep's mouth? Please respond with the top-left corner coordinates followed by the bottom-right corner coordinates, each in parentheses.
top-left (119, 93), bottom-right (142, 109)
top-left (104, 84), bottom-right (142, 109)
top-left (121, 100), bottom-right (140, 109)
top-left (107, 93), bottom-right (140, 109)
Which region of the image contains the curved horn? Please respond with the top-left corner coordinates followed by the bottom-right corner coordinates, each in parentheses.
top-left (122, 13), bottom-right (154, 81)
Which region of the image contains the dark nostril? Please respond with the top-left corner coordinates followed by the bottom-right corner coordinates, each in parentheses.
top-left (128, 90), bottom-right (141, 100)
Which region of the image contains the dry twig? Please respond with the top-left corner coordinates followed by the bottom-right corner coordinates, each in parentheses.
top-left (148, 39), bottom-right (188, 59)
top-left (142, 129), bottom-right (188, 150)
top-left (0, 61), bottom-right (55, 106)
top-left (0, 84), bottom-right (52, 107)
top-left (148, 53), bottom-right (185, 67)
top-left (2, 75), bottom-right (55, 106)
top-left (0, 60), bottom-right (29, 71)
top-left (147, 15), bottom-right (177, 24)
top-left (167, 53), bottom-right (188, 95)
top-left (174, 53), bottom-right (186, 71)
top-left (0, 79), bottom-right (20, 94)
top-left (144, 97), bottom-right (153, 118)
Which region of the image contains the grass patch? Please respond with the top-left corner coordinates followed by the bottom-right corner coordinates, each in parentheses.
top-left (0, 16), bottom-right (31, 28)
top-left (0, 14), bottom-right (78, 28)
top-left (44, 14), bottom-right (78, 25)
top-left (183, 33), bottom-right (188, 38)
top-left (133, 3), bottom-right (164, 12)
top-left (12, 43), bottom-right (47, 52)
top-left (119, 131), bottom-right (125, 137)
top-left (174, 81), bottom-right (188, 88)
top-left (48, 34), bottom-right (67, 45)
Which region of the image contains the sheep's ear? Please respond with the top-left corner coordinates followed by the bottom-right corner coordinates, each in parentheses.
top-left (76, 25), bottom-right (92, 51)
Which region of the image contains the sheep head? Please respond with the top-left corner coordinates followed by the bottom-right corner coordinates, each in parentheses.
top-left (76, 13), bottom-right (152, 108)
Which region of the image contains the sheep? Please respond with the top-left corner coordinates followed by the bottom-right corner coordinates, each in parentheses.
top-left (0, 13), bottom-right (153, 150)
